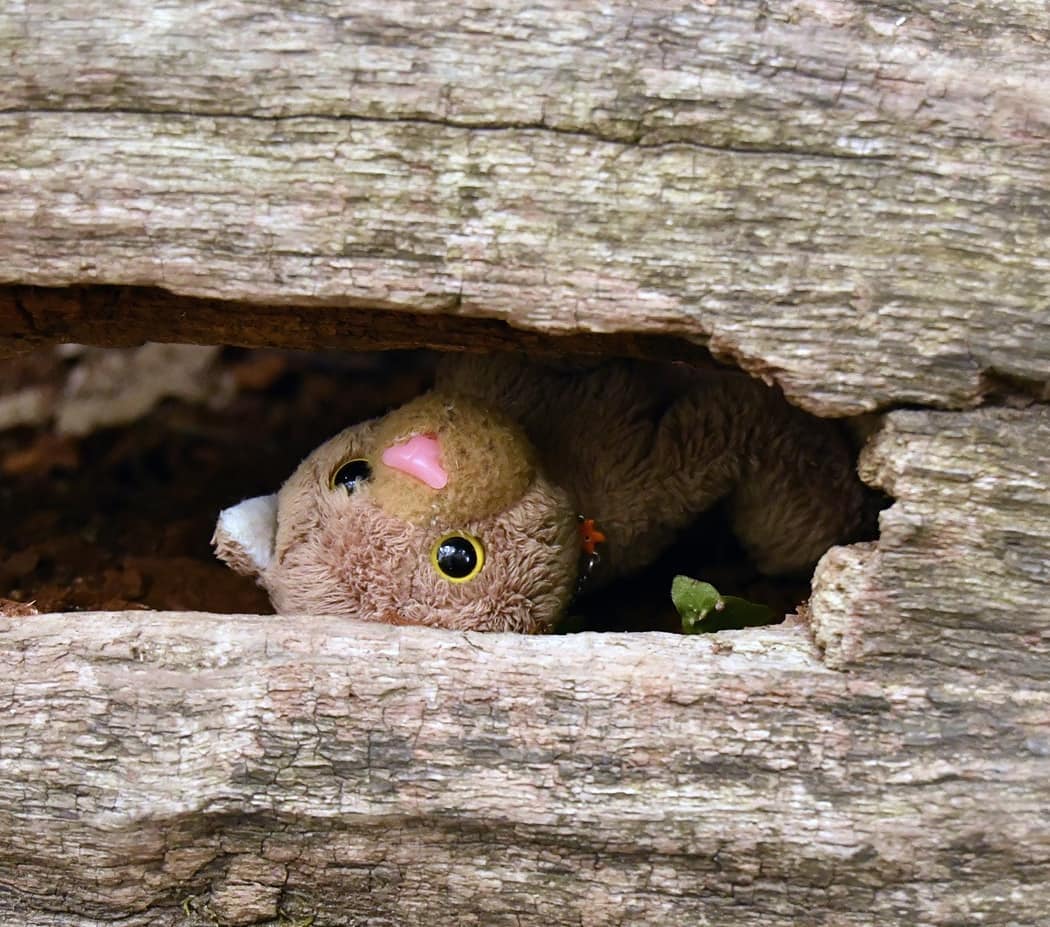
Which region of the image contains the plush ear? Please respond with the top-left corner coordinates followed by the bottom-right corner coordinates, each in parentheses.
top-left (212, 494), bottom-right (278, 577)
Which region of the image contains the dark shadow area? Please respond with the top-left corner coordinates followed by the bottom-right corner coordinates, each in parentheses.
top-left (568, 505), bottom-right (812, 633)
top-left (0, 345), bottom-right (882, 628)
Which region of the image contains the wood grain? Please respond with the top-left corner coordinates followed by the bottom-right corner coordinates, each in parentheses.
top-left (1, 2), bottom-right (1049, 414)
top-left (810, 405), bottom-right (1050, 679)
top-left (0, 285), bottom-right (719, 367)
top-left (1, 613), bottom-right (1048, 926)
top-left (2, 4), bottom-right (1049, 923)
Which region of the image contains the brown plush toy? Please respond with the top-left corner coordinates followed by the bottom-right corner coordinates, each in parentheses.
top-left (213, 355), bottom-right (869, 633)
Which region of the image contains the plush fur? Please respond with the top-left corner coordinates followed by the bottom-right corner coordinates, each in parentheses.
top-left (213, 355), bottom-right (871, 632)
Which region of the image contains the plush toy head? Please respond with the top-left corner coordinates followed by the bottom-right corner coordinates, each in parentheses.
top-left (213, 392), bottom-right (580, 632)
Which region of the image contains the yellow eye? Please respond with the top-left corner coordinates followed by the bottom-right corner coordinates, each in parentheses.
top-left (431, 532), bottom-right (485, 583)
top-left (330, 458), bottom-right (372, 493)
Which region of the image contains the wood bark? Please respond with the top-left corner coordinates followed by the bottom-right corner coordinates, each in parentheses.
top-left (810, 405), bottom-right (1050, 680)
top-left (1, 1), bottom-right (1048, 414)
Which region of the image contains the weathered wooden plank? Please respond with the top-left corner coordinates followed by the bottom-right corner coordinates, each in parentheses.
top-left (2, 612), bottom-right (1048, 926)
top-left (810, 404), bottom-right (1050, 678)
top-left (1, 2), bottom-right (1049, 414)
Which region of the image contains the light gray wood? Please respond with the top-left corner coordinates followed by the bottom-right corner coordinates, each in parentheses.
top-left (810, 404), bottom-right (1050, 679)
top-left (1, 1), bottom-right (1049, 414)
top-left (1, 612), bottom-right (1048, 927)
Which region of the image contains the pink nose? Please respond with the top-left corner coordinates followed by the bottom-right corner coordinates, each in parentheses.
top-left (381, 433), bottom-right (449, 489)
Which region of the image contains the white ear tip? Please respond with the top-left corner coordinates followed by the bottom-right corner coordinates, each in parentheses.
top-left (212, 493), bottom-right (279, 576)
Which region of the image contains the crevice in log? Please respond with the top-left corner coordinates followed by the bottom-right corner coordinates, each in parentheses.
top-left (808, 404), bottom-right (1050, 678)
top-left (8, 289), bottom-right (38, 337)
top-left (0, 339), bottom-right (879, 636)
top-left (0, 285), bottom-right (719, 370)
top-left (977, 368), bottom-right (1050, 406)
top-left (3, 4), bottom-right (1049, 921)
top-left (0, 105), bottom-right (898, 164)
top-left (5, 285), bottom-right (1043, 418)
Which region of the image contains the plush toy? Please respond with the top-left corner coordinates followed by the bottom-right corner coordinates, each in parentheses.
top-left (213, 354), bottom-right (870, 633)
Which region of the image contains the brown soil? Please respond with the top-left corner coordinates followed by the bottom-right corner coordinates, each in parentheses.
top-left (0, 349), bottom-right (435, 615)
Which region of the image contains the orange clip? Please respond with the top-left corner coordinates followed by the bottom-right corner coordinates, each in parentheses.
top-left (578, 517), bottom-right (606, 557)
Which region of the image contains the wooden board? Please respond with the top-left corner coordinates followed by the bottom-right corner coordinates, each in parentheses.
top-left (1, 1), bottom-right (1049, 414)
top-left (1, 613), bottom-right (1048, 927)
top-left (811, 405), bottom-right (1050, 679)
top-left (0, 406), bottom-right (1048, 925)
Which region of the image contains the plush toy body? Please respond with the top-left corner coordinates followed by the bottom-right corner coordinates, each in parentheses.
top-left (214, 355), bottom-right (869, 632)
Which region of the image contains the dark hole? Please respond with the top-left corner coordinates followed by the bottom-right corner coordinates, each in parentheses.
top-left (0, 344), bottom-right (881, 628)
top-left (571, 504), bottom-right (812, 633)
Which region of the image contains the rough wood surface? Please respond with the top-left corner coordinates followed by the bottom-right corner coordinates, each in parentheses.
top-left (0, 285), bottom-right (718, 368)
top-left (1, 613), bottom-right (1048, 927)
top-left (2, 2), bottom-right (1049, 413)
top-left (810, 404), bottom-right (1050, 679)
top-left (2, 6), bottom-right (1049, 923)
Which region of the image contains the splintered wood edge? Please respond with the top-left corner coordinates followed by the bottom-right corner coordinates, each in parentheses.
top-left (0, 608), bottom-right (827, 675)
top-left (4, 0), bottom-right (1050, 416)
top-left (809, 405), bottom-right (1050, 679)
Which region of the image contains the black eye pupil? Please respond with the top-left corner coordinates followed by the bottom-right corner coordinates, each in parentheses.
top-left (334, 459), bottom-right (372, 493)
top-left (436, 536), bottom-right (477, 579)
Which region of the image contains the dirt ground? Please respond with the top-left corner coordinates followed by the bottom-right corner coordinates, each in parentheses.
top-left (0, 348), bottom-right (434, 615)
top-left (0, 346), bottom-right (807, 630)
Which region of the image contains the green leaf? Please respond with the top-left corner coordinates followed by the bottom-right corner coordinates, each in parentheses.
top-left (671, 575), bottom-right (777, 634)
top-left (670, 576), bottom-right (723, 632)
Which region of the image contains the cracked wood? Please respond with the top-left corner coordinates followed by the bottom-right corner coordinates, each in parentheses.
top-left (1, 5), bottom-right (1049, 924)
top-left (809, 404), bottom-right (1050, 680)
top-left (0, 407), bottom-right (1047, 925)
top-left (1, 1), bottom-right (1049, 413)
